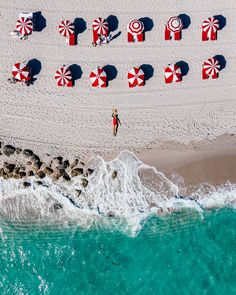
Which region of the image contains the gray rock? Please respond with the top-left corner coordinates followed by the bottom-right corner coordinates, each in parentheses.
top-left (16, 147), bottom-right (22, 154)
top-left (53, 167), bottom-right (65, 178)
top-left (81, 178), bottom-right (88, 188)
top-left (75, 189), bottom-right (82, 197)
top-left (37, 171), bottom-right (46, 179)
top-left (70, 159), bottom-right (79, 169)
top-left (23, 149), bottom-right (33, 157)
top-left (27, 171), bottom-right (34, 176)
top-left (53, 203), bottom-right (63, 210)
top-left (3, 162), bottom-right (15, 173)
top-left (19, 171), bottom-right (27, 178)
top-left (44, 167), bottom-right (54, 175)
top-left (62, 160), bottom-right (70, 169)
top-left (53, 156), bottom-right (63, 165)
top-left (63, 172), bottom-right (71, 182)
top-left (71, 168), bottom-right (83, 177)
top-left (3, 145), bottom-right (15, 157)
top-left (0, 168), bottom-right (5, 177)
top-left (87, 168), bottom-right (94, 175)
top-left (22, 182), bottom-right (31, 188)
top-left (33, 161), bottom-right (42, 171)
top-left (112, 171), bottom-right (117, 179)
top-left (14, 166), bottom-right (20, 174)
top-left (31, 154), bottom-right (40, 162)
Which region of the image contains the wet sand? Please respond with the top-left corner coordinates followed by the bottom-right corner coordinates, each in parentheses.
top-left (138, 134), bottom-right (236, 186)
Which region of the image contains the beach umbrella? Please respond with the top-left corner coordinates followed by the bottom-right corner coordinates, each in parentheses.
top-left (166, 16), bottom-right (183, 32)
top-left (127, 20), bottom-right (144, 36)
top-left (12, 62), bottom-right (30, 81)
top-left (202, 17), bottom-right (219, 40)
top-left (164, 64), bottom-right (182, 83)
top-left (16, 17), bottom-right (33, 36)
top-left (58, 20), bottom-right (74, 37)
top-left (203, 57), bottom-right (220, 77)
top-left (92, 18), bottom-right (109, 35)
top-left (128, 67), bottom-right (145, 87)
top-left (55, 66), bottom-right (72, 86)
top-left (89, 67), bottom-right (107, 87)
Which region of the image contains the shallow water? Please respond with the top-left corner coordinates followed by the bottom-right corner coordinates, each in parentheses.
top-left (0, 209), bottom-right (235, 295)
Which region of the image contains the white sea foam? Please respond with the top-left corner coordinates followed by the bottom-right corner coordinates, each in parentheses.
top-left (0, 151), bottom-right (235, 235)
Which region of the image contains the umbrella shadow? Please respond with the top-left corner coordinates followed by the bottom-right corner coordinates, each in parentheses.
top-left (33, 12), bottom-right (46, 31)
top-left (74, 18), bottom-right (87, 44)
top-left (140, 64), bottom-right (154, 83)
top-left (139, 17), bottom-right (154, 32)
top-left (214, 15), bottom-right (226, 30)
top-left (68, 64), bottom-right (83, 84)
top-left (107, 15), bottom-right (119, 33)
top-left (214, 55), bottom-right (226, 71)
top-left (27, 59), bottom-right (42, 84)
top-left (178, 14), bottom-right (191, 29)
top-left (103, 65), bottom-right (118, 86)
top-left (175, 61), bottom-right (189, 76)
top-left (139, 17), bottom-right (154, 41)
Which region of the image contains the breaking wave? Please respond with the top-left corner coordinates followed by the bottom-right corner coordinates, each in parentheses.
top-left (0, 151), bottom-right (235, 236)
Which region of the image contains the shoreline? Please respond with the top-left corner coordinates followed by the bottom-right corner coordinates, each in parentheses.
top-left (103, 133), bottom-right (236, 186)
top-left (138, 134), bottom-right (236, 186)
top-left (1, 133), bottom-right (236, 187)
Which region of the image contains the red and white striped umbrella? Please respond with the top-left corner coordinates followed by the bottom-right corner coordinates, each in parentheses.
top-left (12, 62), bottom-right (30, 81)
top-left (89, 67), bottom-right (107, 87)
top-left (55, 67), bottom-right (72, 86)
top-left (164, 64), bottom-right (182, 83)
top-left (16, 17), bottom-right (33, 36)
top-left (128, 67), bottom-right (145, 86)
top-left (58, 20), bottom-right (74, 37)
top-left (127, 20), bottom-right (144, 35)
top-left (166, 16), bottom-right (183, 32)
top-left (203, 57), bottom-right (220, 76)
top-left (92, 18), bottom-right (109, 35)
top-left (202, 17), bottom-right (219, 38)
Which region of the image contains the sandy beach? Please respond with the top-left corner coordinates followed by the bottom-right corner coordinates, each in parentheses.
top-left (0, 0), bottom-right (236, 184)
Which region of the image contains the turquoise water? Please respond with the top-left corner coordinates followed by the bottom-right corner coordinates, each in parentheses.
top-left (0, 209), bottom-right (235, 295)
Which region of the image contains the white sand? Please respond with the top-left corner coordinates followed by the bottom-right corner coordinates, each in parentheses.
top-left (0, 0), bottom-right (236, 160)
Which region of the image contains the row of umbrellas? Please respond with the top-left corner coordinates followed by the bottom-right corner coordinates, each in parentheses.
top-left (11, 57), bottom-right (222, 87)
top-left (15, 15), bottom-right (222, 42)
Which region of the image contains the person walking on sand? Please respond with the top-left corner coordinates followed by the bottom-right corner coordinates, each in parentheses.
top-left (112, 109), bottom-right (121, 136)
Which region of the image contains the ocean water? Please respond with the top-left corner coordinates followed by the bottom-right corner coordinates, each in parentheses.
top-left (0, 210), bottom-right (235, 295)
top-left (0, 151), bottom-right (235, 294)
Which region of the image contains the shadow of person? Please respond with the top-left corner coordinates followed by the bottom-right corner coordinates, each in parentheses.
top-left (175, 61), bottom-right (189, 76)
top-left (214, 55), bottom-right (226, 71)
top-left (103, 65), bottom-right (118, 86)
top-left (111, 31), bottom-right (122, 41)
top-left (27, 59), bottom-right (42, 84)
top-left (33, 12), bottom-right (46, 31)
top-left (214, 15), bottom-right (226, 30)
top-left (68, 64), bottom-right (83, 85)
top-left (140, 64), bottom-right (154, 82)
top-left (178, 14), bottom-right (191, 29)
top-left (74, 18), bottom-right (87, 44)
